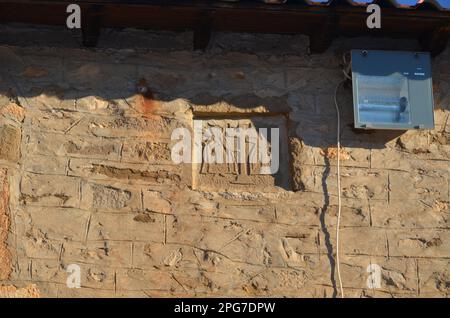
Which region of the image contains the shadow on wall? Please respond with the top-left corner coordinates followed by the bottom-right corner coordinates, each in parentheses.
top-left (1, 26), bottom-right (448, 155)
top-left (0, 50), bottom-right (418, 198)
top-left (0, 53), bottom-right (412, 150)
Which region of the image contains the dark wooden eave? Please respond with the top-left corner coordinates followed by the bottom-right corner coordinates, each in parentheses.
top-left (0, 0), bottom-right (449, 55)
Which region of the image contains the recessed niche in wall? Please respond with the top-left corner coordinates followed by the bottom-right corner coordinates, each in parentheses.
top-left (192, 115), bottom-right (291, 192)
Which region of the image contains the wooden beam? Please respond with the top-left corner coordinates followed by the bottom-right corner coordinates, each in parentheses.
top-left (0, 1), bottom-right (449, 55)
top-left (81, 4), bottom-right (103, 47)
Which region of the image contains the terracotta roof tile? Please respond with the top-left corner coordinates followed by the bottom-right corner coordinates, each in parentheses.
top-left (220, 0), bottom-right (450, 11)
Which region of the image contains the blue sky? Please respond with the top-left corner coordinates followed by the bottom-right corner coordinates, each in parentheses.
top-left (385, 0), bottom-right (450, 6)
top-left (378, 0), bottom-right (450, 7)
top-left (311, 0), bottom-right (450, 7)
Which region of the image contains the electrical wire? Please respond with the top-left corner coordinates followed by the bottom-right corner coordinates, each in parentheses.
top-left (342, 69), bottom-right (352, 81)
top-left (342, 52), bottom-right (352, 81)
top-left (334, 80), bottom-right (345, 299)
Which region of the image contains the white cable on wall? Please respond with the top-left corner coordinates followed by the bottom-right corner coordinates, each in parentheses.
top-left (334, 80), bottom-right (345, 299)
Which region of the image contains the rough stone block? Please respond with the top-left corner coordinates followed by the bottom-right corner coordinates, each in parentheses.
top-left (23, 155), bottom-right (68, 175)
top-left (87, 212), bottom-right (164, 242)
top-left (370, 200), bottom-right (449, 228)
top-left (387, 229), bottom-right (449, 258)
top-left (306, 167), bottom-right (388, 201)
top-left (20, 85), bottom-right (75, 112)
top-left (418, 259), bottom-right (449, 296)
top-left (340, 227), bottom-right (388, 256)
top-left (70, 159), bottom-right (182, 186)
top-left (338, 255), bottom-right (418, 294)
top-left (116, 268), bottom-right (181, 292)
top-left (121, 140), bottom-right (172, 164)
top-left (166, 215), bottom-right (270, 265)
top-left (132, 242), bottom-right (190, 270)
top-left (142, 189), bottom-right (172, 214)
top-left (322, 204), bottom-right (371, 228)
top-left (314, 145), bottom-right (371, 168)
top-left (1, 32), bottom-right (449, 298)
top-left (80, 182), bottom-right (141, 212)
top-left (15, 225), bottom-right (61, 260)
top-left (389, 171), bottom-right (449, 204)
top-left (217, 204), bottom-right (275, 224)
top-left (0, 102), bottom-right (25, 123)
top-left (30, 259), bottom-right (115, 290)
top-left (371, 148), bottom-right (415, 171)
top-left (64, 61), bottom-right (136, 91)
top-left (20, 174), bottom-right (81, 207)
top-left (0, 168), bottom-right (12, 279)
top-left (23, 207), bottom-right (89, 242)
top-left (68, 114), bottom-right (179, 139)
top-left (0, 125), bottom-right (21, 162)
top-left (26, 131), bottom-right (122, 161)
top-left (62, 241), bottom-right (133, 268)
top-left (29, 110), bottom-right (85, 133)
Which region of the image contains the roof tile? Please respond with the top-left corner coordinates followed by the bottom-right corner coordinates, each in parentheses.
top-left (220, 0), bottom-right (450, 11)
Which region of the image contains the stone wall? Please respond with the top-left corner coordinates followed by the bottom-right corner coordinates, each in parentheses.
top-left (0, 26), bottom-right (449, 297)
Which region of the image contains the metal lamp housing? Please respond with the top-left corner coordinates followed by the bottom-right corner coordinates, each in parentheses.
top-left (351, 50), bottom-right (435, 130)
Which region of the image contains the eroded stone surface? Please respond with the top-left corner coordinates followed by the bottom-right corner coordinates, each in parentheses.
top-left (0, 28), bottom-right (449, 298)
